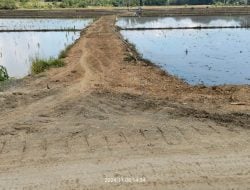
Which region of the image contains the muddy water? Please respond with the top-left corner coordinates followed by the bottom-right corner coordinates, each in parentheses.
top-left (117, 16), bottom-right (250, 29)
top-left (0, 19), bottom-right (92, 78)
top-left (121, 28), bottom-right (250, 85)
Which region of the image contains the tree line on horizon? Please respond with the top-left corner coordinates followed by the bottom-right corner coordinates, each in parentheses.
top-left (0, 0), bottom-right (249, 9)
top-left (51, 0), bottom-right (249, 6)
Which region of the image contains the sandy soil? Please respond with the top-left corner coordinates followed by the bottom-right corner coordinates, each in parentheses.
top-left (0, 16), bottom-right (250, 190)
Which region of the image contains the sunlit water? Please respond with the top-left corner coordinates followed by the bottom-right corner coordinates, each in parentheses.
top-left (0, 32), bottom-right (80, 78)
top-left (0, 19), bottom-right (92, 78)
top-left (121, 29), bottom-right (250, 85)
top-left (0, 18), bottom-right (92, 30)
top-left (117, 16), bottom-right (250, 29)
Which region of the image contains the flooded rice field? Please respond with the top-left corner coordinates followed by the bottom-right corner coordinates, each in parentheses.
top-left (0, 32), bottom-right (80, 78)
top-left (117, 15), bottom-right (250, 29)
top-left (119, 16), bottom-right (250, 86)
top-left (0, 19), bottom-right (92, 78)
top-left (0, 18), bottom-right (92, 30)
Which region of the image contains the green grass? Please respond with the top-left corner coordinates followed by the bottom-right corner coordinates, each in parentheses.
top-left (0, 65), bottom-right (9, 82)
top-left (31, 58), bottom-right (64, 74)
top-left (58, 49), bottom-right (68, 59)
top-left (58, 44), bottom-right (73, 59)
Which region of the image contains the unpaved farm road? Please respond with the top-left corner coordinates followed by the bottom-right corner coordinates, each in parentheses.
top-left (0, 16), bottom-right (250, 190)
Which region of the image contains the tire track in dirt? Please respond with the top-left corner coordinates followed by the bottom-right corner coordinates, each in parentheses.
top-left (156, 127), bottom-right (174, 145)
top-left (0, 140), bottom-right (6, 154)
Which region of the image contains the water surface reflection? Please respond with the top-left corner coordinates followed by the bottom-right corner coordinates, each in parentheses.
top-left (0, 32), bottom-right (80, 77)
top-left (121, 28), bottom-right (250, 85)
top-left (117, 16), bottom-right (250, 28)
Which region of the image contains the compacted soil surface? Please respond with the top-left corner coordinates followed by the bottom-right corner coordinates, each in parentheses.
top-left (0, 16), bottom-right (249, 190)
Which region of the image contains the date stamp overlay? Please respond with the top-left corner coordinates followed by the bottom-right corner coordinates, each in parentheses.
top-left (105, 176), bottom-right (146, 183)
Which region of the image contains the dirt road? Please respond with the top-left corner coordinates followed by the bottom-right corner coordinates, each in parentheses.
top-left (0, 16), bottom-right (250, 190)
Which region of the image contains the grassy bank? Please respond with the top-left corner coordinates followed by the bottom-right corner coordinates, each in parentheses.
top-left (1, 6), bottom-right (250, 19)
top-left (31, 39), bottom-right (76, 74)
top-left (31, 58), bottom-right (64, 74)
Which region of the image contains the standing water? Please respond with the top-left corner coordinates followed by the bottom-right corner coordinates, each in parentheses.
top-left (119, 16), bottom-right (250, 86)
top-left (117, 16), bottom-right (250, 29)
top-left (0, 19), bottom-right (92, 78)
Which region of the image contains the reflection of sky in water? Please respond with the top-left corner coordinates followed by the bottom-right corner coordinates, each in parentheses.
top-left (0, 19), bottom-right (92, 78)
top-left (0, 18), bottom-right (93, 30)
top-left (121, 29), bottom-right (250, 85)
top-left (117, 16), bottom-right (250, 28)
top-left (0, 32), bottom-right (80, 78)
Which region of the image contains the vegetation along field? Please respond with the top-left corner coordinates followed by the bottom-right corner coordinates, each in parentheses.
top-left (0, 2), bottom-right (250, 190)
top-left (0, 0), bottom-right (250, 9)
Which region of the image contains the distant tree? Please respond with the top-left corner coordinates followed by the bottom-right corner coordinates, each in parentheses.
top-left (0, 0), bottom-right (17, 9)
